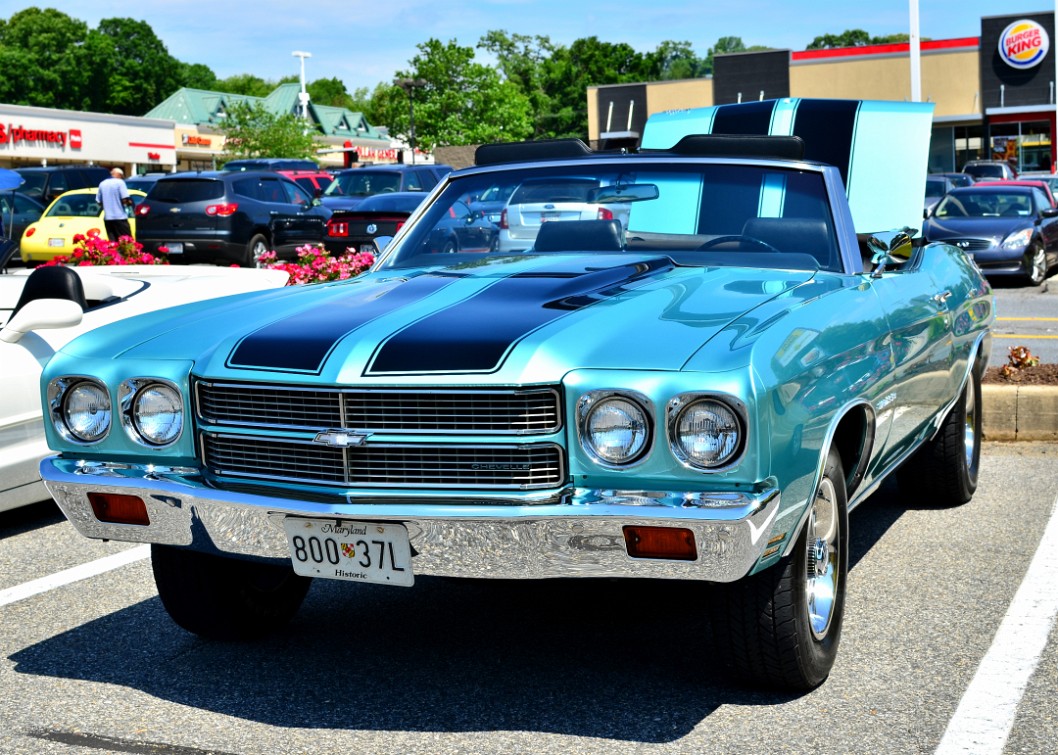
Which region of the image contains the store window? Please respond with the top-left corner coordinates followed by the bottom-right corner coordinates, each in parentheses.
top-left (988, 120), bottom-right (1052, 173)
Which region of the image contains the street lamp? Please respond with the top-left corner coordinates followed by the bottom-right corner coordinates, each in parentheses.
top-left (292, 51), bottom-right (312, 120)
top-left (394, 77), bottom-right (427, 164)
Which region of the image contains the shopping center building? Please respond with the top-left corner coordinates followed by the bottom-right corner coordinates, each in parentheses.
top-left (588, 11), bottom-right (1058, 173)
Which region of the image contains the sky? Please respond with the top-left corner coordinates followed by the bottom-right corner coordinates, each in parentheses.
top-left (1, 1), bottom-right (1022, 94)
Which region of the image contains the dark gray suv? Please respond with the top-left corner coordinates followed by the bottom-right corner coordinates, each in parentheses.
top-left (135, 171), bottom-right (331, 266)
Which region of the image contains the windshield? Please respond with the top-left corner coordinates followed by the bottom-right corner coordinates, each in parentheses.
top-left (934, 191), bottom-right (1035, 218)
top-left (325, 171), bottom-right (402, 197)
top-left (376, 161), bottom-right (840, 272)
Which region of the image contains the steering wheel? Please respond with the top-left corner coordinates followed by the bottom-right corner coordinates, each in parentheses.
top-left (698, 235), bottom-right (781, 253)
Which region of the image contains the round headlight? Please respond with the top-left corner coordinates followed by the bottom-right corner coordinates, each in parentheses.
top-left (582, 396), bottom-right (650, 465)
top-left (62, 381), bottom-right (111, 442)
top-left (672, 399), bottom-right (742, 469)
top-left (132, 383), bottom-right (183, 445)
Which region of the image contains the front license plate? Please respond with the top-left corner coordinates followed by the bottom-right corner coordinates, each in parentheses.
top-left (48, 238), bottom-right (65, 247)
top-left (283, 518), bottom-right (414, 587)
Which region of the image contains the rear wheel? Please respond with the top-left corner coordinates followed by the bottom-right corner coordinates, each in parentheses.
top-left (441, 238), bottom-right (458, 254)
top-left (711, 446), bottom-right (848, 690)
top-left (152, 544), bottom-right (311, 640)
top-left (897, 354), bottom-right (982, 505)
top-left (245, 233), bottom-right (269, 268)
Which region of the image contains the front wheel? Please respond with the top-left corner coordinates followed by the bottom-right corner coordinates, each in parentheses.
top-left (1025, 243), bottom-right (1048, 286)
top-left (151, 545), bottom-right (311, 640)
top-left (711, 446), bottom-right (848, 690)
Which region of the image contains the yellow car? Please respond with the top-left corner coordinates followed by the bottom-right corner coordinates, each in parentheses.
top-left (20, 188), bottom-right (147, 264)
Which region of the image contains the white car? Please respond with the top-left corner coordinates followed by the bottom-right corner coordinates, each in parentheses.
top-left (495, 177), bottom-right (632, 252)
top-left (0, 264), bottom-right (289, 512)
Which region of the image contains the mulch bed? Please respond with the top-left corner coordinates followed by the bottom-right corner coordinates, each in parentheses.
top-left (983, 363), bottom-right (1058, 385)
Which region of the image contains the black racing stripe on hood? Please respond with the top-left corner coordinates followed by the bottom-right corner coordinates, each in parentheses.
top-left (792, 99), bottom-right (860, 189)
top-left (365, 257), bottom-right (673, 376)
top-left (711, 99), bottom-right (778, 136)
top-left (227, 273), bottom-right (459, 374)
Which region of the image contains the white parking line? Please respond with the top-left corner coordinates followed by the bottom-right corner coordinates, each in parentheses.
top-left (935, 494), bottom-right (1058, 755)
top-left (0, 544), bottom-right (150, 608)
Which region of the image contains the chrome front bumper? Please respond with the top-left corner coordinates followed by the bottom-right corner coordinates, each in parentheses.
top-left (41, 456), bottom-right (781, 583)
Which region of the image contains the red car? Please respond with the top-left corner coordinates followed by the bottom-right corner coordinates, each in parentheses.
top-left (278, 170), bottom-right (335, 197)
top-left (987, 179), bottom-right (1057, 207)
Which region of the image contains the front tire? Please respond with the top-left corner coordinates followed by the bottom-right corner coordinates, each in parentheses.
top-left (712, 447), bottom-right (848, 690)
top-left (897, 354), bottom-right (982, 505)
top-left (1025, 242), bottom-right (1047, 286)
top-left (152, 545), bottom-right (311, 640)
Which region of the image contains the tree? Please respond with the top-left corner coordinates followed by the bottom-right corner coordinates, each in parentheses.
top-left (307, 77), bottom-right (353, 109)
top-left (380, 39), bottom-right (533, 148)
top-left (88, 18), bottom-right (184, 115)
top-left (217, 100), bottom-right (320, 161)
top-left (647, 40), bottom-right (708, 81)
top-left (806, 29), bottom-right (916, 50)
top-left (215, 73), bottom-right (275, 98)
top-left (0, 8), bottom-right (91, 108)
top-left (178, 62), bottom-right (218, 91)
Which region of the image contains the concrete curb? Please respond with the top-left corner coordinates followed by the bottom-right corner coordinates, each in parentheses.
top-left (983, 385), bottom-right (1058, 441)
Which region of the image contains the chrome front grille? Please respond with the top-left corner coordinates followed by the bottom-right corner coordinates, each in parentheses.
top-left (193, 381), bottom-right (567, 490)
top-left (201, 433), bottom-right (565, 489)
top-left (196, 381), bottom-right (562, 434)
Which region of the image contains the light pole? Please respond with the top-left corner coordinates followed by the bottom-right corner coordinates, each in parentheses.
top-left (292, 51), bottom-right (312, 120)
top-left (395, 77), bottom-right (426, 164)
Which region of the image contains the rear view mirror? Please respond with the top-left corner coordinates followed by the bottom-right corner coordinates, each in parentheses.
top-left (587, 184), bottom-right (659, 203)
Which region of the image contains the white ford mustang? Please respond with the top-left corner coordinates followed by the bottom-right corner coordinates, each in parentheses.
top-left (0, 264), bottom-right (290, 512)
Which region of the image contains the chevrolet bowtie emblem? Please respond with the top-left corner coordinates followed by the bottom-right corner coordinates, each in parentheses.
top-left (313, 430), bottom-right (371, 448)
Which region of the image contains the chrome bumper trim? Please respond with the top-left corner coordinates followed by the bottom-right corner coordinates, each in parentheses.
top-left (41, 457), bottom-right (780, 583)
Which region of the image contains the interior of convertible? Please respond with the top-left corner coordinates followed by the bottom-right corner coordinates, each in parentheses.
top-left (382, 162), bottom-right (852, 272)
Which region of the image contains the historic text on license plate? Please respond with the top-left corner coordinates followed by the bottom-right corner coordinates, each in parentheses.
top-left (283, 518), bottom-right (414, 587)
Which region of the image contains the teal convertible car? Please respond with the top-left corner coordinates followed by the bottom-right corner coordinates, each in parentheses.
top-left (39, 99), bottom-right (993, 691)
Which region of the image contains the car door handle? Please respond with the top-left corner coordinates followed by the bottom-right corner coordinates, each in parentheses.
top-left (933, 291), bottom-right (952, 307)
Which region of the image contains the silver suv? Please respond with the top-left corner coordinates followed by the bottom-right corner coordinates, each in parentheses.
top-left (962, 160), bottom-right (1017, 182)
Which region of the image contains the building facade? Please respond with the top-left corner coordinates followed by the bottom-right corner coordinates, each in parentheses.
top-left (588, 11), bottom-right (1058, 174)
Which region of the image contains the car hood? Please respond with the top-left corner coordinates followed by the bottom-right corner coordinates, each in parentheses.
top-left (923, 216), bottom-right (1030, 243)
top-left (61, 254), bottom-right (818, 385)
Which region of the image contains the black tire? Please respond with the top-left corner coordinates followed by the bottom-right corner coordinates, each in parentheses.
top-left (711, 447), bottom-right (848, 690)
top-left (151, 544), bottom-right (311, 640)
top-left (1025, 242), bottom-right (1047, 286)
top-left (441, 238), bottom-right (458, 254)
top-left (897, 354), bottom-right (982, 505)
top-left (245, 233), bottom-right (269, 268)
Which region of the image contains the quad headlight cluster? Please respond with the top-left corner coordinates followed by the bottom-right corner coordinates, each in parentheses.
top-left (577, 390), bottom-right (745, 471)
top-left (48, 377), bottom-right (183, 447)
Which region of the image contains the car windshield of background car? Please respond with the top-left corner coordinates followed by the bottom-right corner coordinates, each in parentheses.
top-left (377, 162), bottom-right (839, 272)
top-left (47, 195), bottom-right (100, 218)
top-left (149, 180), bottom-right (224, 203)
top-left (936, 191), bottom-right (1032, 218)
top-left (328, 172), bottom-right (401, 197)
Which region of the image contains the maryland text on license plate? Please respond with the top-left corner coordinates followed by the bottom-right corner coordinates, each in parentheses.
top-left (283, 518), bottom-right (414, 586)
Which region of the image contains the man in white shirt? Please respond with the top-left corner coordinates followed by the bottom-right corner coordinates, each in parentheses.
top-left (96, 167), bottom-right (133, 241)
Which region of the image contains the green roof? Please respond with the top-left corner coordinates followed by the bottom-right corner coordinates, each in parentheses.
top-left (145, 84), bottom-right (390, 144)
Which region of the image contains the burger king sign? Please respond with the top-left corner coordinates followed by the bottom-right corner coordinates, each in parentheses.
top-left (999, 19), bottom-right (1050, 69)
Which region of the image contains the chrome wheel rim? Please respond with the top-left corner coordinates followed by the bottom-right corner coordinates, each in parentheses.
top-left (1030, 247), bottom-right (1046, 284)
top-left (963, 378), bottom-right (978, 470)
top-left (805, 476), bottom-right (839, 640)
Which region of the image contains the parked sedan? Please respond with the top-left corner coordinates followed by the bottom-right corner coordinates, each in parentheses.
top-left (924, 174), bottom-right (956, 216)
top-left (319, 164), bottom-right (451, 212)
top-left (0, 263), bottom-right (289, 512)
top-left (923, 184), bottom-right (1058, 285)
top-left (323, 191), bottom-right (426, 254)
top-left (496, 176), bottom-right (631, 252)
top-left (20, 188), bottom-right (147, 265)
top-left (0, 190), bottom-right (44, 248)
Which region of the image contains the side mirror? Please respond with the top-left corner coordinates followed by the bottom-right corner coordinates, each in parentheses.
top-left (0, 298), bottom-right (83, 343)
top-left (865, 228), bottom-right (916, 277)
top-left (1041, 207), bottom-right (1058, 218)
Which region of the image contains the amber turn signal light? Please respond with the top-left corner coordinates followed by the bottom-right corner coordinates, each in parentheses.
top-left (623, 525), bottom-right (697, 561)
top-left (87, 492), bottom-right (150, 526)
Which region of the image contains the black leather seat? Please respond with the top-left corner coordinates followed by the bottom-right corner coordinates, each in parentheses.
top-left (741, 217), bottom-right (834, 267)
top-left (11, 266), bottom-right (87, 318)
top-left (533, 219), bottom-right (625, 252)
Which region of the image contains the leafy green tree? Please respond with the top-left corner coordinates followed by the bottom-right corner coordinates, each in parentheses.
top-left (0, 8), bottom-right (91, 108)
top-left (178, 62), bottom-right (218, 91)
top-left (648, 40), bottom-right (709, 80)
top-left (215, 73), bottom-right (275, 97)
top-left (217, 100), bottom-right (320, 161)
top-left (307, 77), bottom-right (353, 109)
top-left (88, 18), bottom-right (184, 115)
top-left (806, 29), bottom-right (916, 50)
top-left (380, 39), bottom-right (533, 148)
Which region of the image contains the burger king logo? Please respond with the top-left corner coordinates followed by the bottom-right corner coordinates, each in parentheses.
top-left (999, 19), bottom-right (1050, 69)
